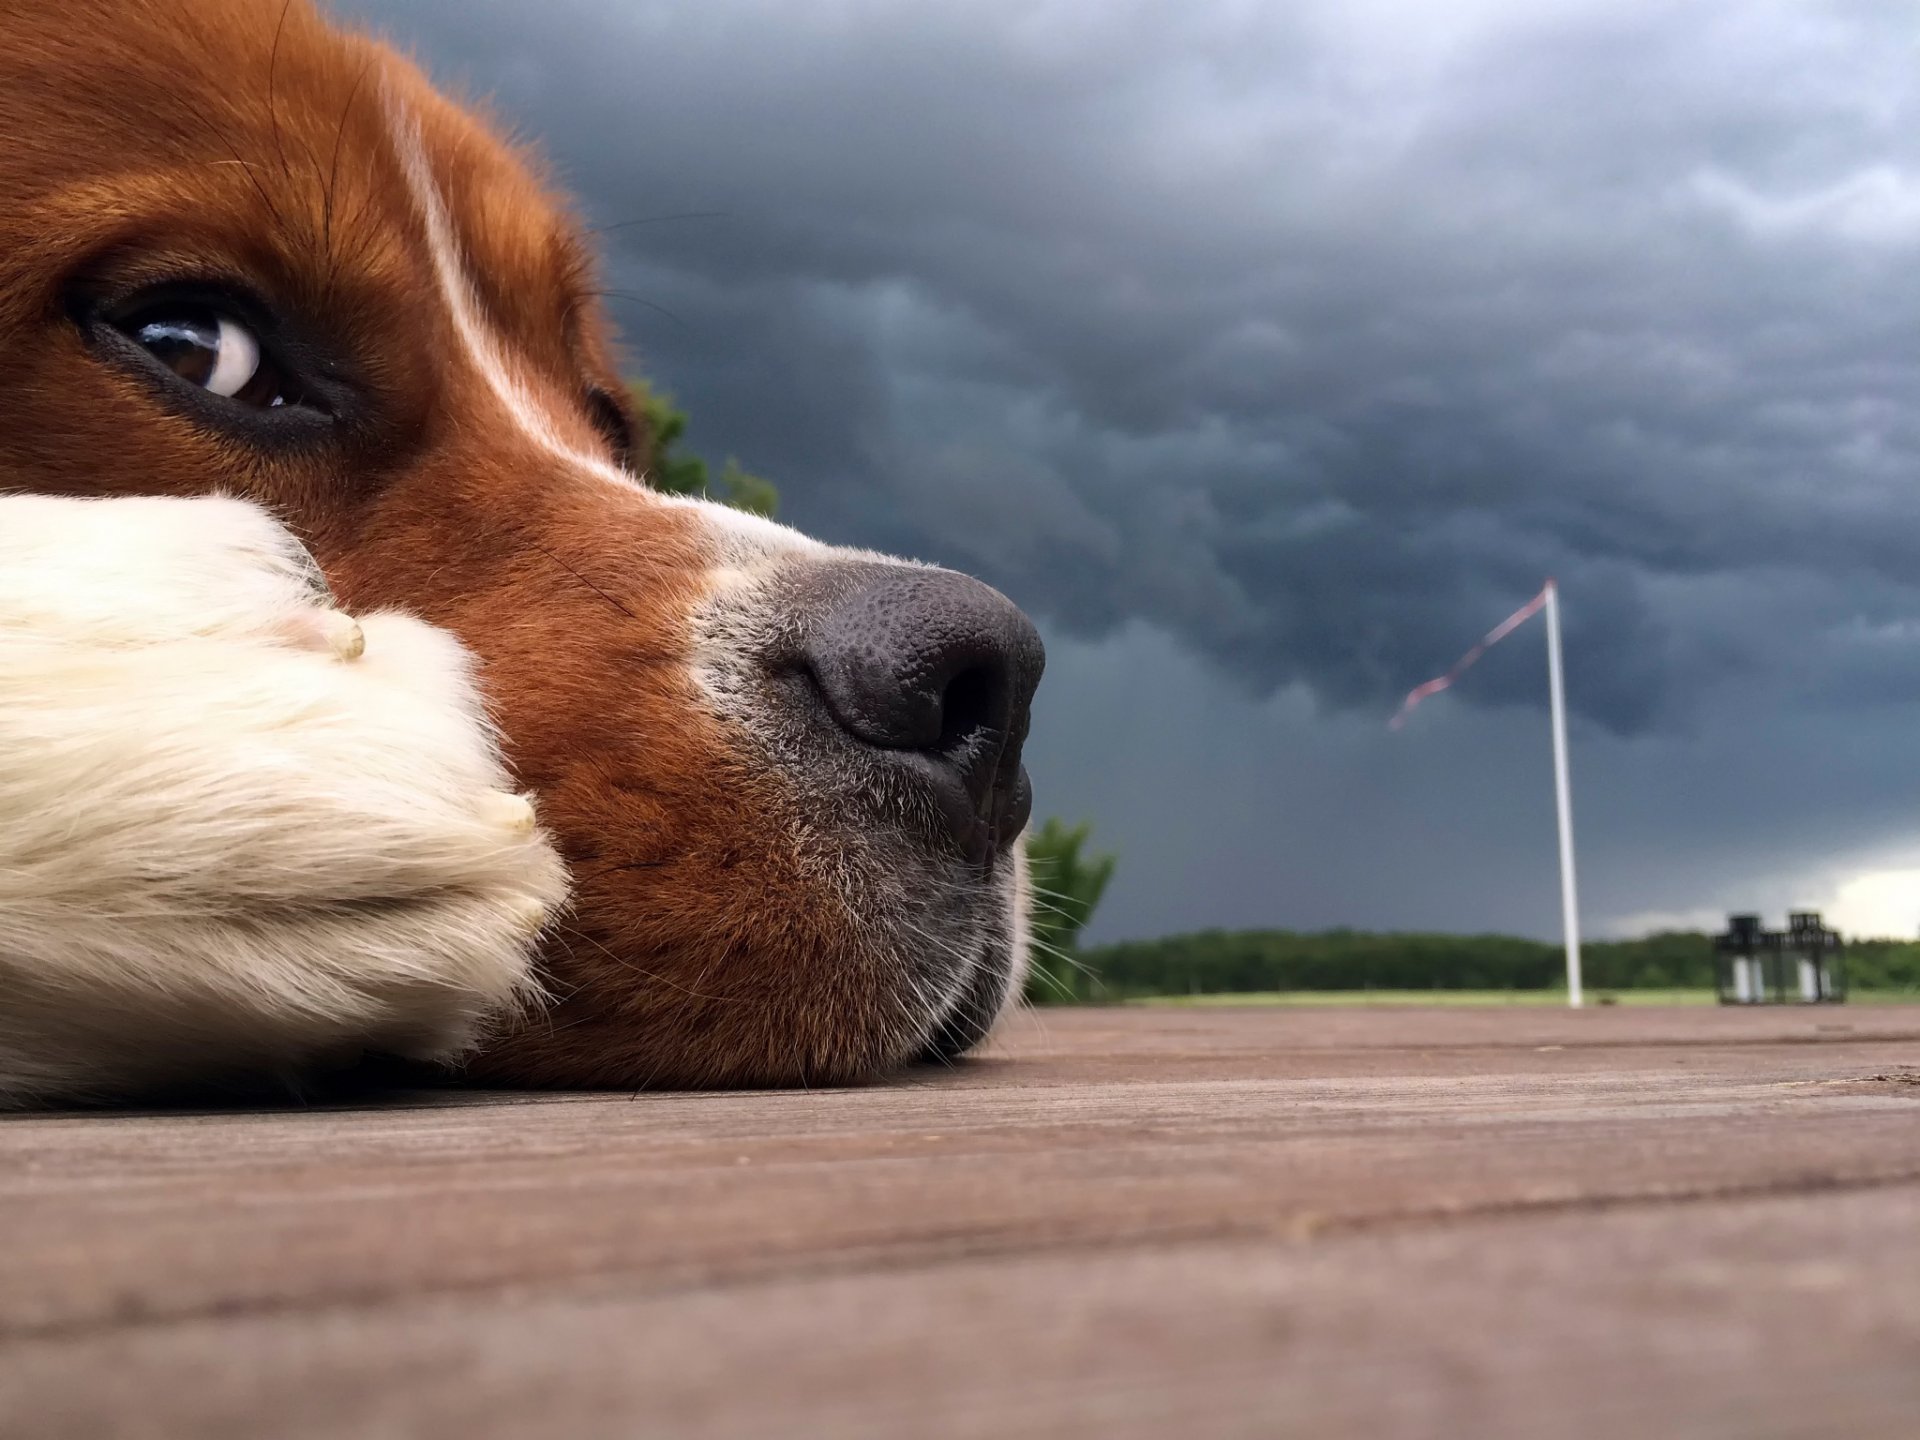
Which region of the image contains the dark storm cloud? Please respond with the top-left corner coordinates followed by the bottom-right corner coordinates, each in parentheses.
top-left (326, 0), bottom-right (1920, 937)
top-left (338, 0), bottom-right (1920, 737)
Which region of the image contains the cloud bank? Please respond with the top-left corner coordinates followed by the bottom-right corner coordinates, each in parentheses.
top-left (341, 0), bottom-right (1920, 937)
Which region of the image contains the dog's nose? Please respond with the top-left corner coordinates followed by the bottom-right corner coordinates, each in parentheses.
top-left (802, 568), bottom-right (1044, 863)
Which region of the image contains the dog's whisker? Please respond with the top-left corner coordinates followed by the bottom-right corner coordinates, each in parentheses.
top-left (524, 541), bottom-right (640, 622)
top-left (588, 210), bottom-right (734, 236)
top-left (551, 922), bottom-right (742, 1006)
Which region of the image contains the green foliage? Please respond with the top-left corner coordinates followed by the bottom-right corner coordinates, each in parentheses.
top-left (1839, 939), bottom-right (1920, 992)
top-left (629, 382), bottom-right (778, 518)
top-left (1083, 928), bottom-right (1584, 998)
top-left (712, 458), bottom-right (780, 518)
top-left (1078, 928), bottom-right (1920, 999)
top-left (1023, 818), bottom-right (1117, 1004)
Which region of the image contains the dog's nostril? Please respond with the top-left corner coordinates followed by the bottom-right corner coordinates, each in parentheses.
top-left (936, 663), bottom-right (999, 752)
top-left (800, 566), bottom-right (1044, 859)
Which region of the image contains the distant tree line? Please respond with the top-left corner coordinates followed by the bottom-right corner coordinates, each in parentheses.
top-left (1838, 939), bottom-right (1920, 992)
top-left (1076, 929), bottom-right (1920, 997)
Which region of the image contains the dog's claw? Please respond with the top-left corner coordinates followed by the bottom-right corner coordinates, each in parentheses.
top-left (320, 610), bottom-right (366, 662)
top-left (479, 791), bottom-right (538, 836)
top-left (282, 608), bottom-right (365, 661)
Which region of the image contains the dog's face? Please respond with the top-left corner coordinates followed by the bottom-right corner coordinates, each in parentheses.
top-left (0, 0), bottom-right (1042, 1086)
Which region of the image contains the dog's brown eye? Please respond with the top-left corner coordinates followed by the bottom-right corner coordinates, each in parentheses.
top-left (116, 305), bottom-right (298, 409)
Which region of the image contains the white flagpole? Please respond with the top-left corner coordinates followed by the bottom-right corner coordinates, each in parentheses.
top-left (1543, 579), bottom-right (1583, 1008)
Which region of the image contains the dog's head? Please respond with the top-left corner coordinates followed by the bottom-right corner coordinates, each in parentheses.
top-left (0, 0), bottom-right (1042, 1086)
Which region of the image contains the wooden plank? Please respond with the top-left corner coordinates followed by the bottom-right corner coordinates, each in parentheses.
top-left (8, 1188), bottom-right (1917, 1440)
top-left (1, 1006), bottom-right (1916, 1437)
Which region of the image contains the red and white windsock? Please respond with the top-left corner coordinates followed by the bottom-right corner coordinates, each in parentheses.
top-left (1388, 577), bottom-right (1584, 1007)
top-left (1389, 584), bottom-right (1552, 730)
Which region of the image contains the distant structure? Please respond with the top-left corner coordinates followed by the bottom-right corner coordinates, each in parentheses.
top-left (1713, 912), bottom-right (1845, 1005)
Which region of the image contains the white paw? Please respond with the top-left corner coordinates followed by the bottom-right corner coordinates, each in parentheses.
top-left (0, 495), bottom-right (570, 1105)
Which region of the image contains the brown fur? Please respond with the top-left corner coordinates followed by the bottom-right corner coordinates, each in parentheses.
top-left (0, 0), bottom-right (1017, 1088)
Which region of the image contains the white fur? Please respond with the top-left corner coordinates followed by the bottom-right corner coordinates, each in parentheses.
top-left (0, 494), bottom-right (569, 1106)
top-left (382, 93), bottom-right (826, 566)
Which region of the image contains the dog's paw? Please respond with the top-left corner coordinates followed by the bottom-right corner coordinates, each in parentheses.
top-left (0, 491), bottom-right (336, 643)
top-left (0, 494), bottom-right (569, 1106)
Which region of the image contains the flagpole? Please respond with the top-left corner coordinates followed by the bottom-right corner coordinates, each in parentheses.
top-left (1543, 579), bottom-right (1583, 1008)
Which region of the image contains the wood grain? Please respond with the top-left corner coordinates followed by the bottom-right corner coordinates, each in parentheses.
top-left (2, 1006), bottom-right (1916, 1437)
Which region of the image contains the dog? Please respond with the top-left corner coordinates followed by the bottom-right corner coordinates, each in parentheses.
top-left (0, 0), bottom-right (1042, 1105)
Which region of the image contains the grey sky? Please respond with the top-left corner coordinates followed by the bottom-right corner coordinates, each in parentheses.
top-left (338, 0), bottom-right (1920, 940)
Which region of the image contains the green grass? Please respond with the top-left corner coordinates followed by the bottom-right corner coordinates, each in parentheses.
top-left (1134, 988), bottom-right (1920, 1008)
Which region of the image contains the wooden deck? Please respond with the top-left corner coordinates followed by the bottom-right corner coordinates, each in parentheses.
top-left (3, 1005), bottom-right (1917, 1438)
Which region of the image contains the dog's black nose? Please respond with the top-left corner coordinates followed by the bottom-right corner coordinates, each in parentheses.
top-left (803, 568), bottom-right (1044, 863)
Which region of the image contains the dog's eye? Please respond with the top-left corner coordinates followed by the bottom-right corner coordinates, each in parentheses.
top-left (116, 305), bottom-right (301, 410)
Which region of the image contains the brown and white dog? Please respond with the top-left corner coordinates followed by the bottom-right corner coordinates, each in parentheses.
top-left (0, 0), bottom-right (1043, 1105)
